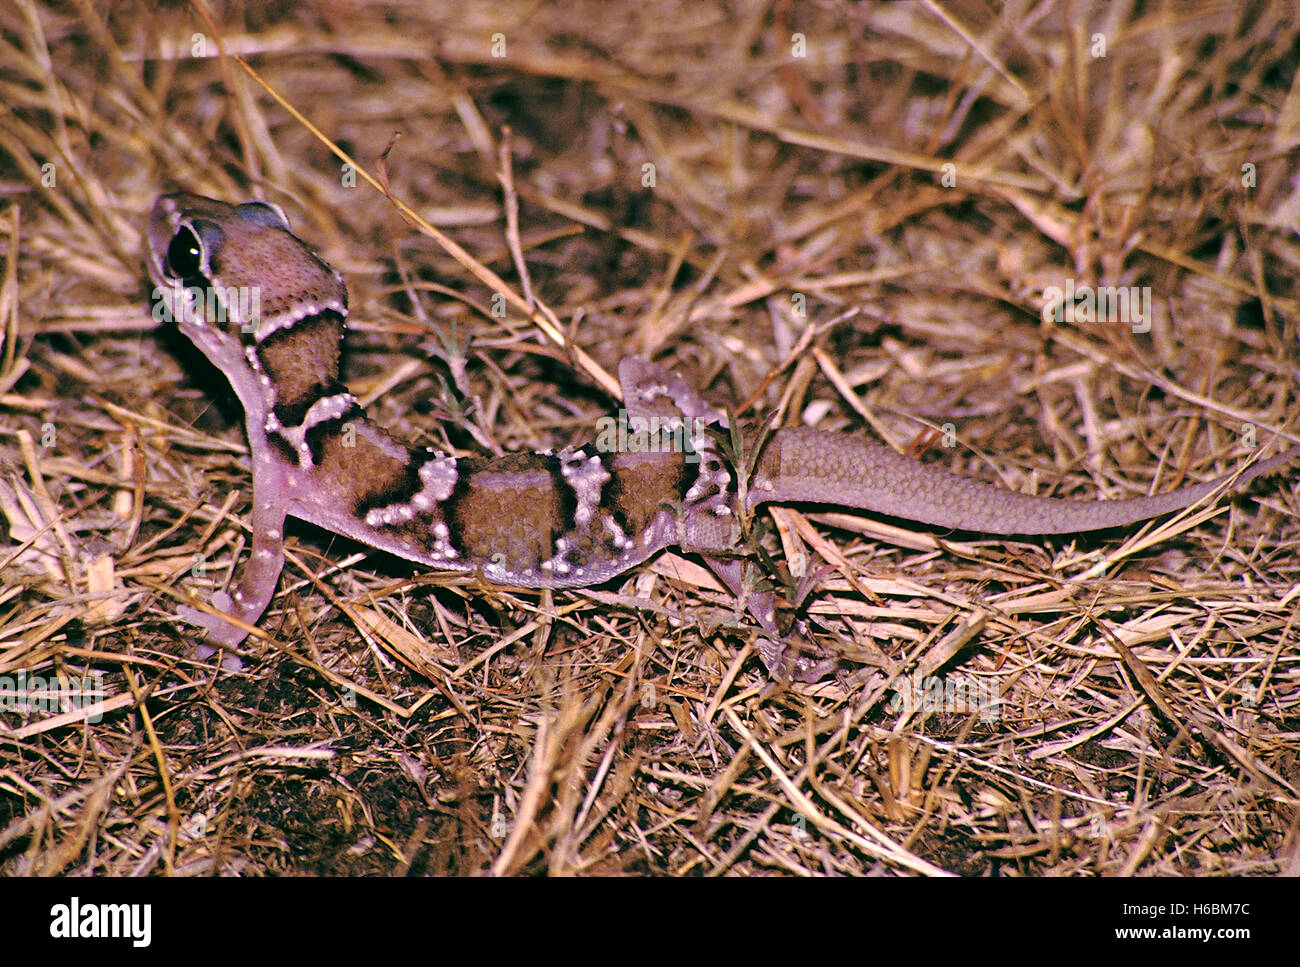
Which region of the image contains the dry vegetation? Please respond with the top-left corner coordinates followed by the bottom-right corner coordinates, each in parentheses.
top-left (0, 0), bottom-right (1298, 876)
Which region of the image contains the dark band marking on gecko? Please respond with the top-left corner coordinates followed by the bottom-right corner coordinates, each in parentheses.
top-left (358, 447), bottom-right (457, 523)
top-left (257, 313), bottom-right (347, 414)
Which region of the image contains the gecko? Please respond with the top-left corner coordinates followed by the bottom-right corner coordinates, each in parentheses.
top-left (145, 192), bottom-right (1299, 679)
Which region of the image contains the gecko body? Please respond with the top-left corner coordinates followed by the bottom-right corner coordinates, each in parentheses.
top-left (146, 192), bottom-right (1298, 677)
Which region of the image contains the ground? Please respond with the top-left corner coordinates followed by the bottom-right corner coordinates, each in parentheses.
top-left (0, 0), bottom-right (1297, 877)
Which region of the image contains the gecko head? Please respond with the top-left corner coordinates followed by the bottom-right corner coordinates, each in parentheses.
top-left (146, 192), bottom-right (347, 352)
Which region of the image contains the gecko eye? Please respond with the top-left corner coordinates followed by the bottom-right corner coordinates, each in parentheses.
top-left (166, 226), bottom-right (204, 282)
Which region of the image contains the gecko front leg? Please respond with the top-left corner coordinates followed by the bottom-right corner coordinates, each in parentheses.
top-left (181, 452), bottom-right (291, 650)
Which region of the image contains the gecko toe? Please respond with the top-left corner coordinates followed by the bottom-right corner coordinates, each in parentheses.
top-left (757, 634), bottom-right (838, 683)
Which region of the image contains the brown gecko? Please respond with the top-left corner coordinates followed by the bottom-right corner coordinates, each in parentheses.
top-left (145, 192), bottom-right (1299, 678)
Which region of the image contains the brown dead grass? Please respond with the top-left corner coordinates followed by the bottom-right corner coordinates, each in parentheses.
top-left (0, 0), bottom-right (1298, 876)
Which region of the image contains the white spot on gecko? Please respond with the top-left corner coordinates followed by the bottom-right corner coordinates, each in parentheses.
top-left (560, 449), bottom-right (610, 528)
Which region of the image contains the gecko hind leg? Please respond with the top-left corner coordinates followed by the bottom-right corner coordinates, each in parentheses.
top-left (703, 555), bottom-right (838, 682)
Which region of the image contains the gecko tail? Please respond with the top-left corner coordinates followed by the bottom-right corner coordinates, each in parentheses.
top-left (747, 427), bottom-right (1298, 535)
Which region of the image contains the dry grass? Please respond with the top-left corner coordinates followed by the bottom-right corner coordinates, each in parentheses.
top-left (0, 0), bottom-right (1298, 876)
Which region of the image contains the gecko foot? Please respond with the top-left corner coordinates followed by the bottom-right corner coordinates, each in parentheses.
top-left (178, 590), bottom-right (249, 669)
top-left (756, 628), bottom-right (839, 683)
